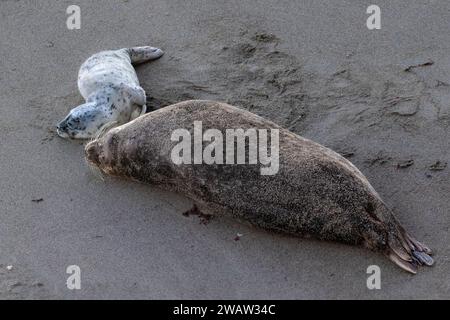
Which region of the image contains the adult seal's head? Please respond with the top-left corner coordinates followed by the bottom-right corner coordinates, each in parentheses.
top-left (57, 46), bottom-right (164, 139)
top-left (85, 100), bottom-right (434, 274)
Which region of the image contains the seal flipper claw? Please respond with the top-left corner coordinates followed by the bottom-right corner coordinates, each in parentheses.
top-left (412, 250), bottom-right (434, 266)
top-left (390, 241), bottom-right (412, 262)
top-left (406, 233), bottom-right (432, 255)
top-left (388, 252), bottom-right (418, 274)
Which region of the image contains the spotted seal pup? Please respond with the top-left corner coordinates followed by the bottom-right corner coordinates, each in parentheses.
top-left (84, 100), bottom-right (434, 274)
top-left (57, 46), bottom-right (164, 139)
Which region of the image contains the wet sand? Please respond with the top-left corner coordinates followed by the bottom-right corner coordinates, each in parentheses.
top-left (0, 0), bottom-right (449, 299)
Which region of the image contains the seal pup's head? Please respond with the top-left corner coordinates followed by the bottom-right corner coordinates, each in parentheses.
top-left (57, 100), bottom-right (145, 140)
top-left (56, 102), bottom-right (111, 139)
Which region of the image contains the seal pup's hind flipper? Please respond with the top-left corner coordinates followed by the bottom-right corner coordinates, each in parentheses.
top-left (127, 46), bottom-right (164, 65)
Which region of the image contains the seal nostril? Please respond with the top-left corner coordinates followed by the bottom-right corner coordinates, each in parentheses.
top-left (57, 121), bottom-right (67, 131)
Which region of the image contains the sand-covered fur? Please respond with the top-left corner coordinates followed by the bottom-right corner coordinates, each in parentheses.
top-left (85, 100), bottom-right (433, 274)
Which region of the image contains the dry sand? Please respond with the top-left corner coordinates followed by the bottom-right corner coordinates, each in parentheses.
top-left (0, 0), bottom-right (449, 299)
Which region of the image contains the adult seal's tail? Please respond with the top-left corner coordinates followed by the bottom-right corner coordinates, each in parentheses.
top-left (57, 46), bottom-right (164, 139)
top-left (85, 100), bottom-right (434, 274)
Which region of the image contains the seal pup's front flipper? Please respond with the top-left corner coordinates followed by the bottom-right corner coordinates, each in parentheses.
top-left (119, 83), bottom-right (147, 106)
top-left (120, 84), bottom-right (147, 120)
top-left (138, 104), bottom-right (147, 116)
top-left (130, 104), bottom-right (147, 121)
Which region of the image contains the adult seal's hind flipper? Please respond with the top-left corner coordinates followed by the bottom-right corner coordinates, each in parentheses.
top-left (384, 218), bottom-right (433, 273)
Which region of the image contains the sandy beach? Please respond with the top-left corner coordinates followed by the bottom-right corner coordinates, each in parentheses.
top-left (0, 0), bottom-right (449, 299)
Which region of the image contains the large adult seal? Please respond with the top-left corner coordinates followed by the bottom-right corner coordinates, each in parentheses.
top-left (84, 100), bottom-right (434, 274)
top-left (57, 46), bottom-right (163, 139)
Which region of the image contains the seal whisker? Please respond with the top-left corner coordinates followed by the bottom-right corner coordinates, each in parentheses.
top-left (95, 121), bottom-right (119, 140)
top-left (85, 158), bottom-right (106, 181)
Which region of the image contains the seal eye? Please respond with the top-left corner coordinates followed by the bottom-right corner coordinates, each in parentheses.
top-left (66, 117), bottom-right (81, 130)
